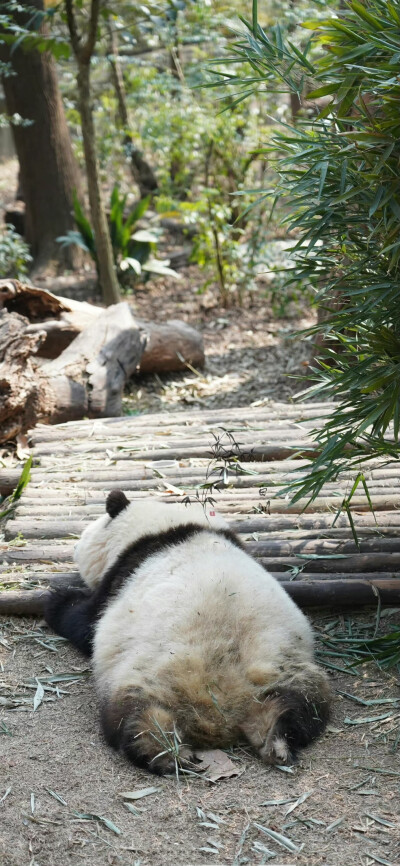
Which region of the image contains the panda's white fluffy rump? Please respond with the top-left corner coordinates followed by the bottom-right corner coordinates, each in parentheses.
top-left (72, 498), bottom-right (331, 774)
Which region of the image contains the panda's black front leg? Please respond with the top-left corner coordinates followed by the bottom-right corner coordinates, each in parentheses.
top-left (44, 585), bottom-right (96, 657)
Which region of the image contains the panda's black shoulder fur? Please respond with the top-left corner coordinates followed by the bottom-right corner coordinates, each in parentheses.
top-left (44, 583), bottom-right (94, 657)
top-left (44, 521), bottom-right (244, 657)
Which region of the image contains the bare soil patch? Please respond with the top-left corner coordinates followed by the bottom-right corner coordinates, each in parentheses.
top-left (123, 266), bottom-right (317, 415)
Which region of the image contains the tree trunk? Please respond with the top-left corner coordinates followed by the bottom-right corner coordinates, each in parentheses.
top-left (76, 62), bottom-right (121, 306)
top-left (0, 0), bottom-right (82, 271)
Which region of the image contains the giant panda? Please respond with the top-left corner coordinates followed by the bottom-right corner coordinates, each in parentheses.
top-left (45, 490), bottom-right (331, 775)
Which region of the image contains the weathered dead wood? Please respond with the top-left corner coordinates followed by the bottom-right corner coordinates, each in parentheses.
top-left (1, 576), bottom-right (398, 616)
top-left (38, 302), bottom-right (144, 423)
top-left (0, 280), bottom-right (205, 372)
top-left (0, 302), bottom-right (144, 441)
top-left (0, 310), bottom-right (44, 442)
top-left (137, 319), bottom-right (204, 373)
top-left (0, 279), bottom-right (70, 320)
top-left (28, 313), bottom-right (205, 372)
top-left (0, 470), bottom-right (30, 496)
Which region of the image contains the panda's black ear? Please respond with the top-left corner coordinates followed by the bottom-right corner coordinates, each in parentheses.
top-left (106, 489), bottom-right (130, 519)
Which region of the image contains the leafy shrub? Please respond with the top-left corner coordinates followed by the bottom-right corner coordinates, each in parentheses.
top-left (58, 188), bottom-right (178, 286)
top-left (0, 226), bottom-right (32, 279)
top-left (217, 0), bottom-right (400, 500)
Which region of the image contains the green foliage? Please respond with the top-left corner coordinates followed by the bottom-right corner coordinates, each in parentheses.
top-left (0, 226), bottom-right (32, 279)
top-left (58, 187), bottom-right (178, 285)
top-left (215, 0), bottom-right (400, 499)
top-left (0, 1), bottom-right (70, 59)
top-left (0, 456), bottom-right (32, 521)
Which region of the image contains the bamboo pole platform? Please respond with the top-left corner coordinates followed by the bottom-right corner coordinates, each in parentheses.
top-left (1, 401), bottom-right (400, 613)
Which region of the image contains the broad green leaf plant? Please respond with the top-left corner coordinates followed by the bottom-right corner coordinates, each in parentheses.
top-left (58, 187), bottom-right (179, 286)
top-left (214, 0), bottom-right (400, 505)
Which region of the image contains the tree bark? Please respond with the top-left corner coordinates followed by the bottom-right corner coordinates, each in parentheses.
top-left (76, 62), bottom-right (121, 305)
top-left (0, 0), bottom-right (82, 271)
top-left (64, 0), bottom-right (121, 306)
top-left (0, 279), bottom-right (205, 371)
top-left (0, 303), bottom-right (144, 440)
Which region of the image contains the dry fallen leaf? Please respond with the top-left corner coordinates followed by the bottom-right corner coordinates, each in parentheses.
top-left (193, 749), bottom-right (241, 783)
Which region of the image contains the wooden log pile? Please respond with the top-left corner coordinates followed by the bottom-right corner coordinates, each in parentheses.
top-left (1, 403), bottom-right (399, 612)
top-left (0, 279), bottom-right (205, 443)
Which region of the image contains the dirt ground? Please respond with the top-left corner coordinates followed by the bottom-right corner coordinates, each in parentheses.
top-left (1, 158), bottom-right (400, 866)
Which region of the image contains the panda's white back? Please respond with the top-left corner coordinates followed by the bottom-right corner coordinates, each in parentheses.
top-left (75, 499), bottom-right (228, 588)
top-left (93, 529), bottom-right (314, 721)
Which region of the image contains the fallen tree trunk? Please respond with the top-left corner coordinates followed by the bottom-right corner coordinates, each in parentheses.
top-left (1, 575), bottom-right (399, 616)
top-left (38, 302), bottom-right (144, 422)
top-left (0, 280), bottom-right (205, 442)
top-left (0, 302), bottom-right (144, 440)
top-left (0, 279), bottom-right (205, 371)
top-left (138, 319), bottom-right (204, 374)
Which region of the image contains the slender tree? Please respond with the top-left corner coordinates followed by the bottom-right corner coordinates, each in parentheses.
top-left (0, 0), bottom-right (82, 271)
top-left (64, 0), bottom-right (121, 305)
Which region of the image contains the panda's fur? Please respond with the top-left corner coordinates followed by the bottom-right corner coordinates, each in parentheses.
top-left (45, 490), bottom-right (331, 775)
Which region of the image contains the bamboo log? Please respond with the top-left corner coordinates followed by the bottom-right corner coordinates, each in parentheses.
top-left (1, 576), bottom-right (398, 616)
top-left (26, 457), bottom-right (400, 491)
top-left (9, 507), bottom-right (400, 539)
top-left (23, 443), bottom-right (320, 462)
top-left (2, 569), bottom-right (399, 585)
top-left (257, 552), bottom-right (400, 572)
top-left (28, 401), bottom-right (337, 443)
top-left (31, 422), bottom-right (322, 449)
top-left (284, 578), bottom-right (400, 606)
top-left (4, 492), bottom-right (398, 529)
top-left (14, 496), bottom-right (400, 530)
top-left (3, 545), bottom-right (74, 563)
top-left (28, 437), bottom-right (318, 461)
top-left (10, 471), bottom-right (400, 504)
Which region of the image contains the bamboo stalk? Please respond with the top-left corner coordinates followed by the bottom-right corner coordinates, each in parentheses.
top-left (283, 578), bottom-right (400, 607)
top-left (1, 576), bottom-right (398, 616)
top-left (30, 441), bottom-right (319, 462)
top-left (12, 502), bottom-right (400, 532)
top-left (19, 464), bottom-right (400, 494)
top-left (28, 402), bottom-right (337, 442)
top-left (2, 569), bottom-right (399, 585)
top-left (257, 552), bottom-right (400, 572)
